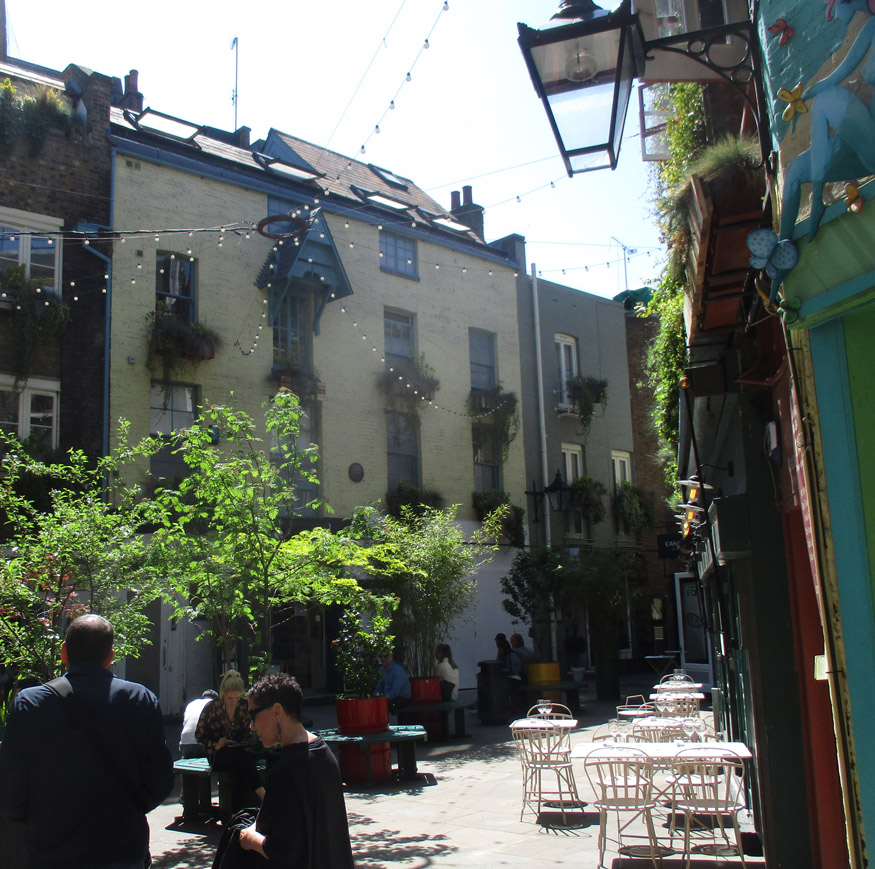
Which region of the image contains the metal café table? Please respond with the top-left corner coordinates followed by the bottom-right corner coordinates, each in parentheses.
top-left (571, 739), bottom-right (752, 761)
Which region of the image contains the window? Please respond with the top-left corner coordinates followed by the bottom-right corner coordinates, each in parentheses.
top-left (387, 411), bottom-right (418, 490)
top-left (273, 293), bottom-right (309, 368)
top-left (562, 443), bottom-right (585, 536)
top-left (0, 207), bottom-right (63, 295)
top-left (0, 378), bottom-right (59, 451)
top-left (555, 333), bottom-right (579, 406)
top-left (612, 450), bottom-right (632, 490)
top-left (379, 231), bottom-right (417, 278)
top-left (384, 309), bottom-right (414, 371)
top-left (469, 329), bottom-right (496, 390)
top-left (155, 251), bottom-right (195, 322)
top-left (150, 384), bottom-right (197, 480)
top-left (472, 423), bottom-right (499, 490)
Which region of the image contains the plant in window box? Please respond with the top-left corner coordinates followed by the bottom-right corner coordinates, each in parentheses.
top-left (376, 353), bottom-right (440, 414)
top-left (269, 355), bottom-right (321, 398)
top-left (2, 265), bottom-right (69, 384)
top-left (570, 476), bottom-right (608, 527)
top-left (146, 310), bottom-right (222, 385)
top-left (564, 376), bottom-right (608, 439)
top-left (467, 385), bottom-right (519, 462)
top-left (385, 481), bottom-right (444, 518)
top-left (614, 481), bottom-right (656, 535)
top-left (472, 489), bottom-right (525, 548)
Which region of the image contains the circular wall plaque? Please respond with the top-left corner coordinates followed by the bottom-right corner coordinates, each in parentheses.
top-left (348, 462), bottom-right (364, 483)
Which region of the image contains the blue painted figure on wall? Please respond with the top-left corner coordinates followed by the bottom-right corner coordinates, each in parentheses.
top-left (779, 0), bottom-right (875, 244)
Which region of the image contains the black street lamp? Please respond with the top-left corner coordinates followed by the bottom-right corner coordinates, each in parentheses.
top-left (527, 470), bottom-right (574, 520)
top-left (518, 0), bottom-right (769, 175)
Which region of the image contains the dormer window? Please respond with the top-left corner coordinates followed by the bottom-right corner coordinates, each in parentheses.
top-left (368, 164), bottom-right (410, 190)
top-left (125, 108), bottom-right (202, 144)
top-left (252, 152), bottom-right (323, 183)
top-left (352, 186), bottom-right (410, 212)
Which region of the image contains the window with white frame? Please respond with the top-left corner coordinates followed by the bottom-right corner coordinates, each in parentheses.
top-left (612, 449), bottom-right (632, 490)
top-left (155, 251), bottom-right (195, 323)
top-left (562, 442), bottom-right (585, 536)
top-left (0, 206), bottom-right (63, 297)
top-left (150, 383), bottom-right (197, 480)
top-left (379, 230), bottom-right (417, 278)
top-left (469, 329), bottom-right (496, 390)
top-left (0, 377), bottom-right (60, 451)
top-left (555, 333), bottom-right (579, 406)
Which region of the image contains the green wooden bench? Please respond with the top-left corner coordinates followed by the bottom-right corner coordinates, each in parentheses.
top-left (397, 698), bottom-right (477, 738)
top-left (173, 756), bottom-right (266, 823)
top-left (315, 725), bottom-right (427, 783)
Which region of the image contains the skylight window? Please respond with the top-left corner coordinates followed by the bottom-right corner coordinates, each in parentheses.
top-left (252, 152), bottom-right (323, 182)
top-left (128, 109), bottom-right (201, 142)
top-left (368, 164), bottom-right (409, 190)
top-left (365, 193), bottom-right (410, 211)
top-left (432, 216), bottom-right (471, 233)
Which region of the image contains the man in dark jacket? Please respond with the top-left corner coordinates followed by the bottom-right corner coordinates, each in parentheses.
top-left (0, 614), bottom-right (174, 869)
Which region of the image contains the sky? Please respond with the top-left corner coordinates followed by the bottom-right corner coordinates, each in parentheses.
top-left (5, 0), bottom-right (666, 299)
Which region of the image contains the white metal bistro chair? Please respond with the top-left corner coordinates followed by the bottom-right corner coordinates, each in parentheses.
top-left (668, 746), bottom-right (747, 867)
top-left (526, 701), bottom-right (574, 720)
top-left (512, 721), bottom-right (582, 824)
top-left (583, 746), bottom-right (662, 869)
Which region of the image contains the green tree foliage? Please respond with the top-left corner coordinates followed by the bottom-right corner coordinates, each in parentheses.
top-left (333, 595), bottom-right (398, 698)
top-left (371, 504), bottom-right (502, 677)
top-left (500, 545), bottom-right (565, 630)
top-left (0, 424), bottom-right (166, 691)
top-left (151, 392), bottom-right (407, 676)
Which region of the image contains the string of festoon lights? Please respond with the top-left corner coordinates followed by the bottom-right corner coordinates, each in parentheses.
top-left (318, 1), bottom-right (451, 195)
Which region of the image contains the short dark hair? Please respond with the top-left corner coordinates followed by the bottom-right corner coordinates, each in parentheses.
top-left (64, 614), bottom-right (114, 665)
top-left (247, 673), bottom-right (303, 722)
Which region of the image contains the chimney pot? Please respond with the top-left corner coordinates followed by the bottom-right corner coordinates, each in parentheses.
top-left (451, 190), bottom-right (461, 210)
top-left (126, 70), bottom-right (139, 94)
top-left (463, 185), bottom-right (473, 206)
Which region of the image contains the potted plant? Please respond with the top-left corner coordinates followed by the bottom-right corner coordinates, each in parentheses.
top-left (332, 595), bottom-right (397, 782)
top-left (146, 310), bottom-right (222, 387)
top-left (472, 489), bottom-right (525, 547)
top-left (269, 354), bottom-right (321, 398)
top-left (376, 352), bottom-right (440, 412)
top-left (564, 376), bottom-right (608, 439)
top-left (570, 476), bottom-right (608, 528)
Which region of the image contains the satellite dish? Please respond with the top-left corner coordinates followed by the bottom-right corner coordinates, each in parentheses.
top-left (566, 49), bottom-right (598, 82)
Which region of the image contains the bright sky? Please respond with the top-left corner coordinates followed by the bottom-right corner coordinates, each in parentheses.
top-left (5, 0), bottom-right (665, 299)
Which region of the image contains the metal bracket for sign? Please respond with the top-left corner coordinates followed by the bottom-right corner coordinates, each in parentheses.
top-left (643, 21), bottom-right (771, 171)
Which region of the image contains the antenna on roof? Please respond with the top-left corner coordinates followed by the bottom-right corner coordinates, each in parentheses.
top-left (231, 36), bottom-right (239, 129)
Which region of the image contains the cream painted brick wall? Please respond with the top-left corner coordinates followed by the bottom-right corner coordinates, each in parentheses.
top-left (110, 157), bottom-right (278, 465)
top-left (109, 156), bottom-right (524, 520)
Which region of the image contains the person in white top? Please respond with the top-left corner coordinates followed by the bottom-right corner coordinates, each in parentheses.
top-left (434, 643), bottom-right (460, 701)
top-left (179, 689), bottom-right (218, 757)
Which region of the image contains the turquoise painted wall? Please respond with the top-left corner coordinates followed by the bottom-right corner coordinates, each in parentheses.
top-left (809, 317), bottom-right (875, 845)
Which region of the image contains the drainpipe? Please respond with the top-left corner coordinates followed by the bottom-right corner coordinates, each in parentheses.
top-left (81, 238), bottom-right (112, 461)
top-left (531, 263), bottom-right (557, 660)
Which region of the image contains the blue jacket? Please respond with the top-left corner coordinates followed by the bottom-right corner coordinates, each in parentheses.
top-left (375, 660), bottom-right (411, 701)
top-left (0, 663), bottom-right (174, 869)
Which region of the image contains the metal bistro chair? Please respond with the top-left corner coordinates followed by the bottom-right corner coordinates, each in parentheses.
top-left (617, 694), bottom-right (656, 719)
top-left (668, 746), bottom-right (747, 867)
top-left (583, 746), bottom-right (662, 869)
top-left (656, 694), bottom-right (700, 718)
top-left (527, 701), bottom-right (574, 720)
top-left (512, 721), bottom-right (582, 824)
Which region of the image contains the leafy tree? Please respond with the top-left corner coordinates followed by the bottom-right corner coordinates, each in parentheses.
top-left (371, 504), bottom-right (502, 678)
top-left (150, 392), bottom-right (406, 678)
top-left (0, 424), bottom-right (166, 692)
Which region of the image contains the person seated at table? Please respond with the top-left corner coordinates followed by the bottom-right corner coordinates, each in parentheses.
top-left (434, 643), bottom-right (459, 701)
top-left (196, 669), bottom-right (265, 811)
top-left (510, 633), bottom-right (535, 675)
top-left (375, 651), bottom-right (411, 713)
top-left (179, 688), bottom-right (218, 758)
top-left (496, 636), bottom-right (523, 680)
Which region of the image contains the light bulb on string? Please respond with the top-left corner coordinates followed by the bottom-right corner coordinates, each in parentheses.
top-left (405, 72), bottom-right (412, 81)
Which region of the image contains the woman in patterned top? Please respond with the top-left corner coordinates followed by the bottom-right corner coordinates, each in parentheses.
top-left (196, 670), bottom-right (264, 811)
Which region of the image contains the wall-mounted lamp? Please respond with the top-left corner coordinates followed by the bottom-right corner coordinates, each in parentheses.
top-left (527, 470), bottom-right (574, 521)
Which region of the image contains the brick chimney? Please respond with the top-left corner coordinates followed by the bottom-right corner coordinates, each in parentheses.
top-left (450, 185), bottom-right (484, 240)
top-left (120, 69), bottom-right (144, 112)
